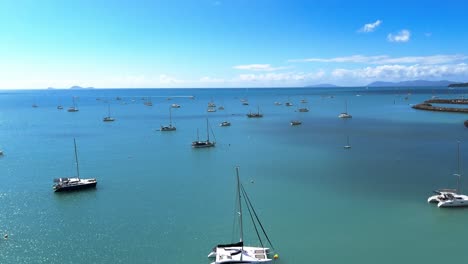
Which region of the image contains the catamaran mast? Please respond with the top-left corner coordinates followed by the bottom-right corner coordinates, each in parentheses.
top-left (74, 138), bottom-right (80, 179)
top-left (236, 167), bottom-right (243, 243)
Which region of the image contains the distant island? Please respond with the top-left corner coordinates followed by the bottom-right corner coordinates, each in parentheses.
top-left (305, 83), bottom-right (339, 88)
top-left (367, 80), bottom-right (456, 87)
top-left (70, 86), bottom-right (95, 89)
top-left (448, 82), bottom-right (468, 88)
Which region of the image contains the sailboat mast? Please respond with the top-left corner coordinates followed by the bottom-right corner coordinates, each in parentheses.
top-left (457, 141), bottom-right (461, 193)
top-left (108, 104), bottom-right (111, 117)
top-left (206, 119), bottom-right (210, 142)
top-left (345, 100), bottom-right (348, 113)
top-left (169, 108), bottom-right (172, 126)
top-left (236, 167), bottom-right (244, 243)
top-left (74, 138), bottom-right (80, 179)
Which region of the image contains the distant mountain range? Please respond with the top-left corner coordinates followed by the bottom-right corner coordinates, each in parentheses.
top-left (366, 80), bottom-right (456, 87)
top-left (305, 83), bottom-right (339, 88)
top-left (70, 86), bottom-right (94, 89)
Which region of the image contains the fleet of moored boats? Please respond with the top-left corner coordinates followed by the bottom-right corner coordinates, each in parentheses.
top-left (1, 93), bottom-right (462, 263)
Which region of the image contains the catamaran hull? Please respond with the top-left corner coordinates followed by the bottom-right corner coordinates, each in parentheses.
top-left (54, 182), bottom-right (97, 192)
top-left (208, 246), bottom-right (271, 264)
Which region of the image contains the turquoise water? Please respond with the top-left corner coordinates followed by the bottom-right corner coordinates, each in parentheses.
top-left (1, 87), bottom-right (468, 263)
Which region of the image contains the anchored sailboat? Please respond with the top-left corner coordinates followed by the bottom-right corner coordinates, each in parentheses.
top-left (192, 119), bottom-right (215, 148)
top-left (343, 135), bottom-right (351, 149)
top-left (67, 97), bottom-right (79, 112)
top-left (53, 138), bottom-right (97, 192)
top-left (103, 104), bottom-right (115, 122)
top-left (207, 167), bottom-right (277, 263)
top-left (160, 107), bottom-right (176, 131)
top-left (338, 100), bottom-right (352, 118)
top-left (247, 106), bottom-right (263, 118)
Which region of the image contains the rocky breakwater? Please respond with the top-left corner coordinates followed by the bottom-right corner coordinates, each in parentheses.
top-left (412, 99), bottom-right (468, 113)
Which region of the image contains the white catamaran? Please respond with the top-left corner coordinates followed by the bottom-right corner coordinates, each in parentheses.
top-left (208, 167), bottom-right (277, 263)
top-left (428, 141), bottom-right (468, 208)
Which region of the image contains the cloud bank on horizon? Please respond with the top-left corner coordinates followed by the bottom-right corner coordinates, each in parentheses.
top-left (0, 0), bottom-right (467, 88)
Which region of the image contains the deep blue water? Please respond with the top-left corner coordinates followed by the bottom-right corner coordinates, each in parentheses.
top-left (1, 87), bottom-right (468, 263)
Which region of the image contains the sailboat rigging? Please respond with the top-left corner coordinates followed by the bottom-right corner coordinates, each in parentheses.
top-left (103, 104), bottom-right (115, 122)
top-left (207, 167), bottom-right (277, 263)
top-left (192, 119), bottom-right (215, 148)
top-left (68, 97), bottom-right (79, 112)
top-left (160, 107), bottom-right (176, 131)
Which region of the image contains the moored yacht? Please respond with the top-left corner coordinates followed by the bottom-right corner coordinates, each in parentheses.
top-left (192, 119), bottom-right (215, 148)
top-left (297, 107), bottom-right (309, 112)
top-left (428, 141), bottom-right (468, 208)
top-left (247, 106), bottom-right (263, 118)
top-left (207, 167), bottom-right (276, 263)
top-left (160, 108), bottom-right (176, 131)
top-left (220, 121), bottom-right (231, 127)
top-left (67, 97), bottom-right (79, 112)
top-left (103, 104), bottom-right (115, 122)
top-left (338, 100), bottom-right (352, 118)
top-left (53, 138), bottom-right (97, 192)
top-left (171, 103), bottom-right (181, 108)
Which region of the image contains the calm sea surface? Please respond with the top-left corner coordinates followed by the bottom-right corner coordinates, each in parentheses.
top-left (1, 87), bottom-right (468, 263)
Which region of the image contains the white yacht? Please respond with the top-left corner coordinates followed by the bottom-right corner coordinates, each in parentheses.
top-left (338, 100), bottom-right (352, 118)
top-left (428, 142), bottom-right (468, 208)
top-left (207, 107), bottom-right (217, 112)
top-left (207, 167), bottom-right (276, 264)
top-left (171, 103), bottom-right (181, 108)
top-left (274, 102), bottom-right (282, 106)
top-left (220, 121), bottom-right (231, 127)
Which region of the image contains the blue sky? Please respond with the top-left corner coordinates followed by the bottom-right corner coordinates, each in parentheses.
top-left (1, 0), bottom-right (468, 88)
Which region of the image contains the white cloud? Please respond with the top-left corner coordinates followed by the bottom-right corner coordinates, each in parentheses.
top-left (199, 76), bottom-right (225, 83)
top-left (331, 63), bottom-right (468, 82)
top-left (289, 54), bottom-right (468, 65)
top-left (233, 64), bottom-right (289, 71)
top-left (237, 70), bottom-right (325, 83)
top-left (359, 20), bottom-right (382, 33)
top-left (387, 29), bottom-right (411, 42)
